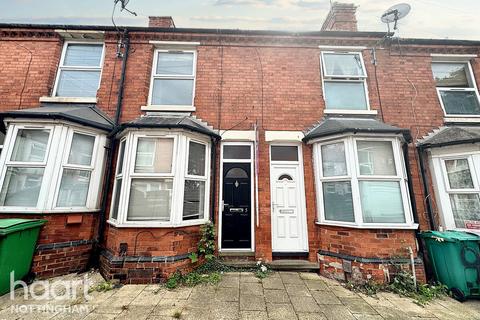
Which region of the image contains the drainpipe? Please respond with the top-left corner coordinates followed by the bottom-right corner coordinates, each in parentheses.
top-left (417, 146), bottom-right (436, 230)
top-left (403, 141), bottom-right (427, 282)
top-left (90, 29), bottom-right (130, 267)
top-left (210, 137), bottom-right (218, 223)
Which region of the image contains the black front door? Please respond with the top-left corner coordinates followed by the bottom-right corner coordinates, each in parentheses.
top-left (221, 163), bottom-right (251, 249)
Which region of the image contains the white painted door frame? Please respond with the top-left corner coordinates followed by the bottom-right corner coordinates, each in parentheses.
top-left (218, 141), bottom-right (255, 252)
top-left (269, 143), bottom-right (309, 252)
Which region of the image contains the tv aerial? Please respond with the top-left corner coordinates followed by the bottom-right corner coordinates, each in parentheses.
top-left (381, 3), bottom-right (411, 34)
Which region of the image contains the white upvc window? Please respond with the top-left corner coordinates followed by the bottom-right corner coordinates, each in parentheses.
top-left (430, 149), bottom-right (480, 231)
top-left (0, 123), bottom-right (107, 212)
top-left (53, 42), bottom-right (105, 98)
top-left (148, 49), bottom-right (197, 110)
top-left (109, 131), bottom-right (210, 227)
top-left (320, 51), bottom-right (370, 111)
top-left (55, 131), bottom-right (98, 209)
top-left (313, 136), bottom-right (415, 228)
top-left (432, 62), bottom-right (480, 117)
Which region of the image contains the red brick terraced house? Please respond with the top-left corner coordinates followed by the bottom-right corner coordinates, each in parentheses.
top-left (0, 2), bottom-right (479, 284)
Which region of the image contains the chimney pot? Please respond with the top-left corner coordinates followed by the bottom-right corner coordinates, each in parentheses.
top-left (321, 2), bottom-right (358, 32)
top-left (149, 16), bottom-right (176, 28)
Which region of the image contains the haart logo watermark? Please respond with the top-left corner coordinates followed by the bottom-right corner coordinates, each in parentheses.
top-left (8, 272), bottom-right (93, 315)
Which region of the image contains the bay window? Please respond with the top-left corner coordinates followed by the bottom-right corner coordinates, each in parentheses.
top-left (432, 62), bottom-right (480, 116)
top-left (0, 123), bottom-right (106, 211)
top-left (109, 131), bottom-right (210, 227)
top-left (314, 136), bottom-right (414, 228)
top-left (320, 52), bottom-right (369, 111)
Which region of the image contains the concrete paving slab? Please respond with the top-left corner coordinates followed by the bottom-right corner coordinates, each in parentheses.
top-left (340, 298), bottom-right (378, 315)
top-left (299, 273), bottom-right (322, 281)
top-left (290, 296), bottom-right (321, 313)
top-left (240, 310), bottom-right (268, 320)
top-left (266, 302), bottom-right (297, 320)
top-left (215, 287), bottom-right (240, 302)
top-left (321, 304), bottom-right (356, 320)
top-left (240, 283), bottom-right (263, 296)
top-left (262, 277), bottom-right (285, 290)
top-left (285, 284), bottom-right (312, 297)
top-left (297, 312), bottom-right (327, 320)
top-left (280, 272), bottom-right (304, 285)
top-left (304, 280), bottom-right (328, 291)
top-left (240, 294), bottom-right (266, 311)
top-left (311, 291), bottom-right (342, 305)
top-left (264, 289), bottom-right (290, 304)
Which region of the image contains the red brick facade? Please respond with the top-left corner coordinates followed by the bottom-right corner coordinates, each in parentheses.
top-left (0, 5), bottom-right (479, 285)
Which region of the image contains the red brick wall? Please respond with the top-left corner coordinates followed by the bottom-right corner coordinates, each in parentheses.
top-left (1, 27), bottom-right (479, 282)
top-left (104, 225), bottom-right (201, 257)
top-left (2, 213), bottom-right (97, 278)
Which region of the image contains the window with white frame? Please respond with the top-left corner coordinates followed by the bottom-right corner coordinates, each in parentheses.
top-left (437, 155), bottom-right (480, 229)
top-left (0, 123), bottom-right (106, 211)
top-left (314, 136), bottom-right (414, 227)
top-left (109, 131), bottom-right (210, 227)
top-left (56, 132), bottom-right (96, 207)
top-left (0, 132), bottom-right (5, 155)
top-left (321, 52), bottom-right (369, 110)
top-left (432, 62), bottom-right (480, 116)
top-left (54, 42), bottom-right (104, 98)
top-left (149, 50), bottom-right (196, 107)
top-left (110, 139), bottom-right (126, 220)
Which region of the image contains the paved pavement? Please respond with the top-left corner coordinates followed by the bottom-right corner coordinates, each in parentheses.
top-left (1, 271), bottom-right (480, 319)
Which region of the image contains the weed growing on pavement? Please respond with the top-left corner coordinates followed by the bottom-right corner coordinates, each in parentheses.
top-left (346, 271), bottom-right (448, 306)
top-left (88, 281), bottom-right (117, 293)
top-left (254, 260), bottom-right (271, 279)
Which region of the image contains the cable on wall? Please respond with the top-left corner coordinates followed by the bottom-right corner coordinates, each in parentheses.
top-left (14, 43), bottom-right (33, 110)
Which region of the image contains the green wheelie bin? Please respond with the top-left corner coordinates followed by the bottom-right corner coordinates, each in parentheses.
top-left (0, 219), bottom-right (46, 296)
top-left (420, 230), bottom-right (480, 301)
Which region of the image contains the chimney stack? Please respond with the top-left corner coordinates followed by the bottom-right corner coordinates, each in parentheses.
top-left (148, 16), bottom-right (176, 28)
top-left (321, 2), bottom-right (358, 32)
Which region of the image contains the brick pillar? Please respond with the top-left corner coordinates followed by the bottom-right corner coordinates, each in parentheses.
top-left (148, 16), bottom-right (175, 28)
top-left (321, 2), bottom-right (358, 32)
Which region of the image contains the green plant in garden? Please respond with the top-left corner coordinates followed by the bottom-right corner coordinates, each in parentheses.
top-left (197, 222), bottom-right (216, 261)
top-left (166, 272), bottom-right (183, 289)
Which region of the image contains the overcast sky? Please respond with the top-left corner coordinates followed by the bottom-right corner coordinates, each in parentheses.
top-left (1, 0), bottom-right (479, 40)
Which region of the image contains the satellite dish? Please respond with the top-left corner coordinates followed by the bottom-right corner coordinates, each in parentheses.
top-left (381, 3), bottom-right (411, 32)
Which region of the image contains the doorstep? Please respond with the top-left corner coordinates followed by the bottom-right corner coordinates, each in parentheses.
top-left (222, 259), bottom-right (320, 272)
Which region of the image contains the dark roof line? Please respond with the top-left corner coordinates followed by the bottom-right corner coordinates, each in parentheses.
top-left (0, 23), bottom-right (387, 38)
top-left (1, 23), bottom-right (479, 46)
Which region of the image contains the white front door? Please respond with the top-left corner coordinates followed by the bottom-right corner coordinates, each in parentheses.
top-left (271, 164), bottom-right (308, 252)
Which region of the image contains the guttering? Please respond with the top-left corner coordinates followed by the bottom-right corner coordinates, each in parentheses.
top-left (0, 23), bottom-right (389, 38)
top-left (3, 23), bottom-right (480, 46)
top-left (303, 128), bottom-right (412, 143)
top-left (0, 112), bottom-right (112, 132)
top-left (113, 122), bottom-right (221, 140)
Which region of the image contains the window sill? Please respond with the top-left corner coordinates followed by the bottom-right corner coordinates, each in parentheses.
top-left (107, 219), bottom-right (209, 228)
top-left (444, 116), bottom-right (480, 123)
top-left (39, 96), bottom-right (98, 104)
top-left (324, 109), bottom-right (378, 115)
top-left (0, 208), bottom-right (100, 214)
top-left (141, 105), bottom-right (196, 112)
top-left (315, 221), bottom-right (419, 230)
